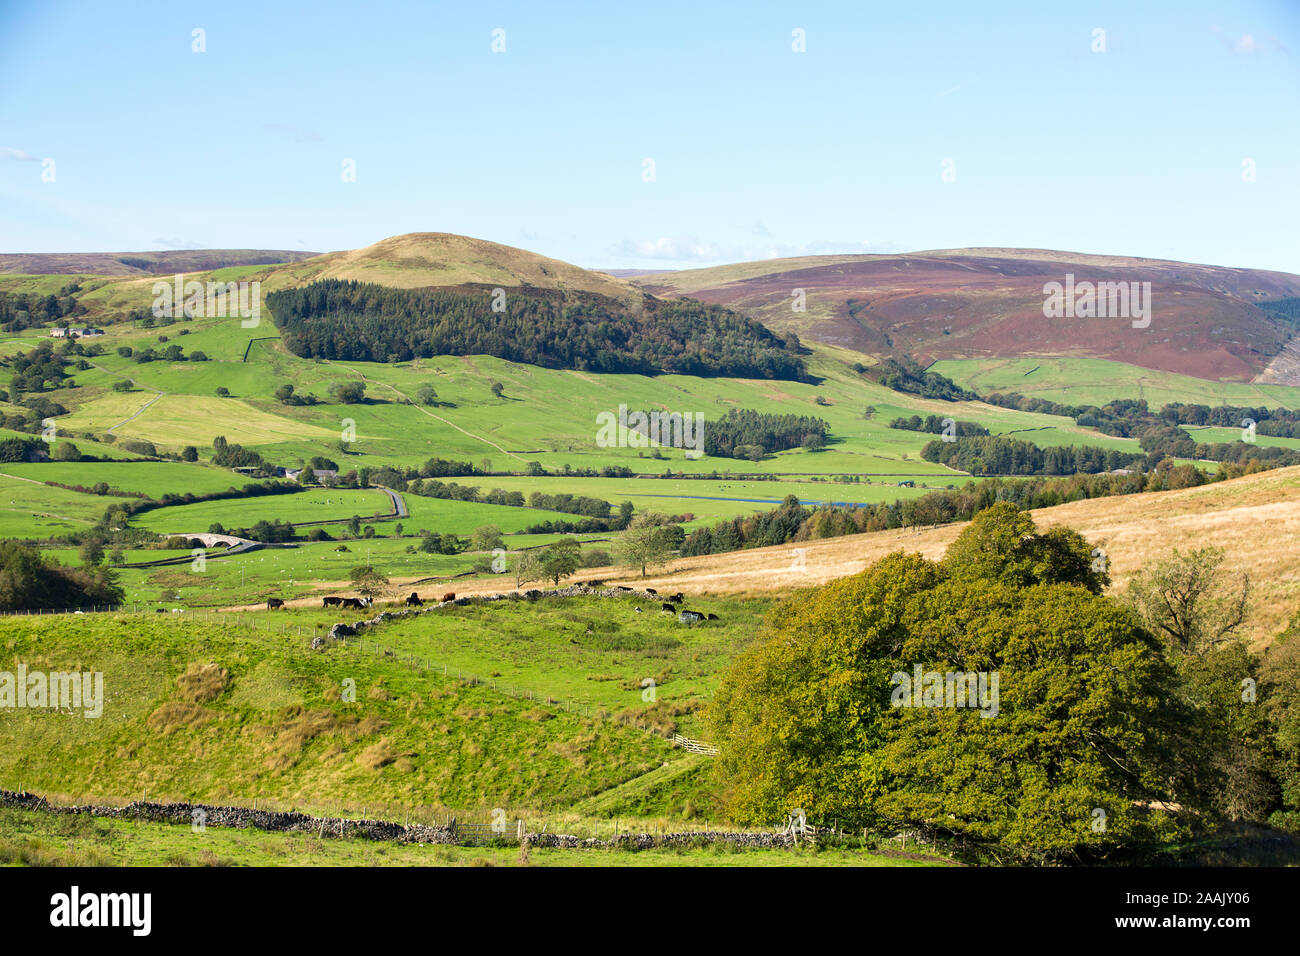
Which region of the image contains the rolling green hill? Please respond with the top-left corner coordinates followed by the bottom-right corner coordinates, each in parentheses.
top-left (0, 609), bottom-right (682, 816)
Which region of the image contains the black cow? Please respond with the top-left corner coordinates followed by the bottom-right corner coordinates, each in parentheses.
top-left (322, 596), bottom-right (343, 608)
top-left (644, 587), bottom-right (658, 595)
top-left (405, 592), bottom-right (423, 606)
top-left (661, 603), bottom-right (676, 613)
top-left (668, 593), bottom-right (684, 604)
top-left (267, 598), bottom-right (284, 610)
top-left (585, 579), bottom-right (605, 587)
top-left (341, 597), bottom-right (365, 610)
top-left (706, 613), bottom-right (719, 621)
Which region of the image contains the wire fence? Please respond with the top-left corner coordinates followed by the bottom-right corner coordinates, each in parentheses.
top-left (1, 604), bottom-right (126, 617)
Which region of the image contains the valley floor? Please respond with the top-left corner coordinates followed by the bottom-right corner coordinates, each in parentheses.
top-left (425, 465), bottom-right (1300, 646)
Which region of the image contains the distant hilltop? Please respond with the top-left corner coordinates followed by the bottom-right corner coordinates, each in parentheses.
top-left (0, 249), bottom-right (320, 276)
top-left (635, 248), bottom-right (1300, 384)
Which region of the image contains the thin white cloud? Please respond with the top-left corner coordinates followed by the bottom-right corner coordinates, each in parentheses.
top-left (608, 236), bottom-right (901, 265)
top-left (609, 237), bottom-right (727, 261)
top-left (152, 237), bottom-right (207, 250)
top-left (1210, 25), bottom-right (1286, 55)
top-left (3, 147), bottom-right (38, 161)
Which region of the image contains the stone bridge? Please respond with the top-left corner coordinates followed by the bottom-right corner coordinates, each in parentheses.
top-left (166, 532), bottom-right (253, 548)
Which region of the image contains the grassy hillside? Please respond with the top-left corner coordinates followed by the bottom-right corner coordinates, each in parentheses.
top-left (0, 610), bottom-right (682, 816)
top-left (341, 592), bottom-right (767, 718)
top-left (0, 592), bottom-right (806, 838)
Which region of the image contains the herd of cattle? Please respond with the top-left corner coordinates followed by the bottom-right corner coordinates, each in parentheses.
top-left (576, 581), bottom-right (718, 620)
top-left (263, 584), bottom-right (719, 622)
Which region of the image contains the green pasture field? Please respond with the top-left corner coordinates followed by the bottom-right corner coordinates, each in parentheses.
top-left (0, 472), bottom-right (108, 538)
top-left (48, 543), bottom-right (473, 607)
top-left (335, 592), bottom-right (770, 719)
top-left (49, 531), bottom-right (608, 607)
top-left (985, 425), bottom-right (1140, 452)
top-left (0, 274), bottom-right (109, 298)
top-left (132, 487), bottom-right (592, 537)
top-left (1185, 426), bottom-right (1300, 449)
top-left (61, 391), bottom-right (341, 447)
top-left (2, 460), bottom-right (257, 497)
top-left (131, 487), bottom-right (396, 534)
top-left (931, 357), bottom-right (1300, 410)
top-left (389, 475), bottom-right (966, 528)
top-left (363, 494), bottom-right (602, 535)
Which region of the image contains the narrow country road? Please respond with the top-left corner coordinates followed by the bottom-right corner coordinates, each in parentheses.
top-left (379, 486), bottom-right (408, 517)
top-left (109, 390), bottom-right (165, 431)
top-left (87, 360), bottom-right (166, 432)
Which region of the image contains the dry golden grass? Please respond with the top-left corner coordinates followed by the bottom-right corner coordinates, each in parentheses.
top-left (177, 662), bottom-right (230, 703)
top-left (264, 709), bottom-right (341, 771)
top-left (146, 701), bottom-right (214, 735)
top-left (262, 233), bottom-right (636, 300)
top-left (357, 739), bottom-right (398, 770)
top-left (442, 466), bottom-right (1300, 647)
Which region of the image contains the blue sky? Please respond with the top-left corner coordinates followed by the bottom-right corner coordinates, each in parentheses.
top-left (1, 0), bottom-right (1297, 272)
